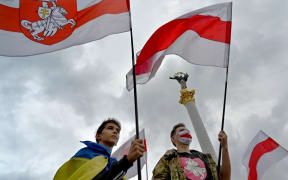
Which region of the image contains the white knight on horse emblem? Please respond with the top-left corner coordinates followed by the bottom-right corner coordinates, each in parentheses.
top-left (21, 0), bottom-right (76, 41)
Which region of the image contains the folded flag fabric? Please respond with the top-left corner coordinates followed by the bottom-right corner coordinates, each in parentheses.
top-left (0, 0), bottom-right (129, 56)
top-left (242, 130), bottom-right (288, 180)
top-left (112, 129), bottom-right (147, 179)
top-left (126, 2), bottom-right (232, 91)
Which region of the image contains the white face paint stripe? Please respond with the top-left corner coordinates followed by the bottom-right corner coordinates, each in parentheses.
top-left (178, 129), bottom-right (190, 135)
top-left (179, 137), bottom-right (192, 145)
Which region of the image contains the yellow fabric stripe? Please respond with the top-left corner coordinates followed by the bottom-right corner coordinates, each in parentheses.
top-left (54, 156), bottom-right (108, 180)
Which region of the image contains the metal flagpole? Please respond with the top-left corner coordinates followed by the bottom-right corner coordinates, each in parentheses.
top-left (217, 66), bottom-right (229, 174)
top-left (217, 3), bottom-right (232, 174)
top-left (127, 1), bottom-right (142, 180)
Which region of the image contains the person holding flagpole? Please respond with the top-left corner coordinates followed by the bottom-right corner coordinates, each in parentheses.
top-left (53, 118), bottom-right (146, 180)
top-left (152, 123), bottom-right (231, 180)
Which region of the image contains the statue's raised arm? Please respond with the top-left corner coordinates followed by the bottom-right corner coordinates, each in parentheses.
top-left (169, 72), bottom-right (189, 89)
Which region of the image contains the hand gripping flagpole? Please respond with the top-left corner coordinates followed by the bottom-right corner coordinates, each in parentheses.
top-left (127, 1), bottom-right (142, 180)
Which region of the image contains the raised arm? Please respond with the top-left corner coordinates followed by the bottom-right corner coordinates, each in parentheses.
top-left (93, 139), bottom-right (145, 180)
top-left (218, 131), bottom-right (231, 180)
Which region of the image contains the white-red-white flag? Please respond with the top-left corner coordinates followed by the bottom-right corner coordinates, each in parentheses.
top-left (0, 0), bottom-right (130, 56)
top-left (112, 129), bottom-right (147, 179)
top-left (242, 130), bottom-right (288, 180)
top-left (126, 2), bottom-right (232, 91)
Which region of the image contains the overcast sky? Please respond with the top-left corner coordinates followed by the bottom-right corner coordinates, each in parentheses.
top-left (1, 0), bottom-right (288, 179)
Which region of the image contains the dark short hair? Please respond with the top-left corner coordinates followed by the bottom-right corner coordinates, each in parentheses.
top-left (96, 118), bottom-right (121, 143)
top-left (170, 123), bottom-right (186, 147)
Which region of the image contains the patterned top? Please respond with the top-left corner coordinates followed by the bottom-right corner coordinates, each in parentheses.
top-left (152, 149), bottom-right (218, 180)
top-left (178, 151), bottom-right (212, 179)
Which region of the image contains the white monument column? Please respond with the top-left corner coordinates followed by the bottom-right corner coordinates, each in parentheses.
top-left (171, 72), bottom-right (217, 161)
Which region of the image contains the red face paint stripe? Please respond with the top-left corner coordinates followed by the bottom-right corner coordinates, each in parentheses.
top-left (0, 4), bottom-right (20, 32)
top-left (180, 133), bottom-right (192, 139)
top-left (134, 14), bottom-right (231, 75)
top-left (248, 138), bottom-right (279, 180)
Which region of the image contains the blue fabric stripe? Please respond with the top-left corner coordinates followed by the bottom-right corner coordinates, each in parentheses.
top-left (71, 141), bottom-right (117, 171)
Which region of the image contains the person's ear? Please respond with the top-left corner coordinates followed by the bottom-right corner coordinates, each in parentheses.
top-left (171, 136), bottom-right (176, 145)
top-left (96, 133), bottom-right (101, 142)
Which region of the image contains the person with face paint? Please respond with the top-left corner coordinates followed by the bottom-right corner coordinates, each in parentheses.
top-left (152, 123), bottom-right (231, 180)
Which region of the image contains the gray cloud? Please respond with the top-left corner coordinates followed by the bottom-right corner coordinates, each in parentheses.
top-left (1, 0), bottom-right (288, 180)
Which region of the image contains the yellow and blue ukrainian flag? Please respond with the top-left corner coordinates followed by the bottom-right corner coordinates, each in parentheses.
top-left (53, 141), bottom-right (117, 180)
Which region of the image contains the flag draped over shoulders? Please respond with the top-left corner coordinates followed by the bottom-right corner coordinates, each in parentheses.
top-left (126, 2), bottom-right (232, 91)
top-left (0, 0), bottom-right (130, 56)
top-left (54, 141), bottom-right (116, 180)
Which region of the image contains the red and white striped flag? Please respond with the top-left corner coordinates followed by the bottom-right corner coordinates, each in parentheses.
top-left (126, 2), bottom-right (232, 91)
top-left (112, 129), bottom-right (147, 179)
top-left (0, 0), bottom-right (129, 56)
top-left (242, 130), bottom-right (288, 180)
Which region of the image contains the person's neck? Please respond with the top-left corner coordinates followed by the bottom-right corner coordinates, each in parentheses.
top-left (176, 144), bottom-right (190, 153)
top-left (99, 142), bottom-right (113, 151)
